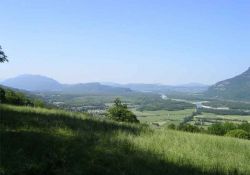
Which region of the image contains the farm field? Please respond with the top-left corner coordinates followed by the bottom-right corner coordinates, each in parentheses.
top-left (188, 112), bottom-right (250, 127)
top-left (131, 108), bottom-right (195, 126)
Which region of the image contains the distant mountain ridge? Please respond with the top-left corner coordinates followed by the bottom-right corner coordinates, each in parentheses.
top-left (2, 74), bottom-right (62, 91)
top-left (62, 82), bottom-right (132, 94)
top-left (102, 82), bottom-right (209, 93)
top-left (205, 67), bottom-right (250, 101)
top-left (1, 75), bottom-right (131, 94)
top-left (2, 74), bottom-right (209, 94)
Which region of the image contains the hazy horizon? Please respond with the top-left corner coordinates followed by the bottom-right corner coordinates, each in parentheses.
top-left (1, 71), bottom-right (249, 87)
top-left (1, 0), bottom-right (250, 85)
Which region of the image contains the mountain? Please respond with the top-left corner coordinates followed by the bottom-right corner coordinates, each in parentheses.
top-left (101, 83), bottom-right (209, 93)
top-left (62, 82), bottom-right (132, 94)
top-left (205, 67), bottom-right (250, 101)
top-left (1, 75), bottom-right (132, 94)
top-left (1, 74), bottom-right (62, 91)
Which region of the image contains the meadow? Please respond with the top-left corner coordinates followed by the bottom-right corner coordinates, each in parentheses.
top-left (1, 104), bottom-right (250, 175)
top-left (132, 108), bottom-right (195, 126)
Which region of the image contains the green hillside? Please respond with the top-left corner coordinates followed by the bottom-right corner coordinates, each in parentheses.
top-left (205, 68), bottom-right (250, 101)
top-left (1, 104), bottom-right (250, 175)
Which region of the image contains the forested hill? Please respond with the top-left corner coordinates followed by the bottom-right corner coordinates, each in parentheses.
top-left (205, 67), bottom-right (250, 101)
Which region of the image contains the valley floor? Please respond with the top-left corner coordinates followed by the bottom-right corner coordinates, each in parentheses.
top-left (1, 104), bottom-right (250, 175)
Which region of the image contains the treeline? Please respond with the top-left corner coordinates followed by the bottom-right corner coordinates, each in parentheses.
top-left (203, 100), bottom-right (250, 110)
top-left (198, 108), bottom-right (250, 115)
top-left (168, 122), bottom-right (250, 140)
top-left (136, 96), bottom-right (195, 111)
top-left (0, 87), bottom-right (44, 107)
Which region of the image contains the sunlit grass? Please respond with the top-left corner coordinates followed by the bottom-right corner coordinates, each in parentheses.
top-left (120, 129), bottom-right (250, 173)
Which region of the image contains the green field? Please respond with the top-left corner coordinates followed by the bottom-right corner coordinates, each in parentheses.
top-left (1, 104), bottom-right (250, 175)
top-left (188, 112), bottom-right (250, 127)
top-left (132, 109), bottom-right (195, 126)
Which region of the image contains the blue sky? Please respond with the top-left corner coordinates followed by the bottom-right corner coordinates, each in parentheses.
top-left (0, 0), bottom-right (249, 85)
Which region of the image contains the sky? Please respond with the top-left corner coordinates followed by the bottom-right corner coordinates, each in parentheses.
top-left (0, 0), bottom-right (250, 85)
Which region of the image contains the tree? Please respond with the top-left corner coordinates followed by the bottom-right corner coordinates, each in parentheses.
top-left (207, 123), bottom-right (226, 135)
top-left (0, 45), bottom-right (8, 63)
top-left (168, 123), bottom-right (176, 130)
top-left (178, 124), bottom-right (201, 133)
top-left (106, 98), bottom-right (139, 123)
top-left (238, 122), bottom-right (250, 133)
top-left (226, 129), bottom-right (250, 140)
top-left (208, 122), bottom-right (237, 136)
top-left (0, 87), bottom-right (6, 103)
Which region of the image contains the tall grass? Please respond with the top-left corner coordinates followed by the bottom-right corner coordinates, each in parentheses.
top-left (1, 104), bottom-right (250, 175)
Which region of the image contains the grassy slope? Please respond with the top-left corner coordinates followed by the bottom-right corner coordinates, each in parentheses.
top-left (1, 104), bottom-right (250, 175)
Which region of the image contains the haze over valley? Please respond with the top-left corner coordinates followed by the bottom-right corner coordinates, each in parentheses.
top-left (1, 1), bottom-right (250, 175)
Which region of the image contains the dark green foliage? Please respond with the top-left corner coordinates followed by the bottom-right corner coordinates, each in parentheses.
top-left (0, 87), bottom-right (6, 103)
top-left (168, 124), bottom-right (176, 130)
top-left (208, 123), bottom-right (237, 136)
top-left (223, 122), bottom-right (238, 132)
top-left (207, 123), bottom-right (226, 135)
top-left (226, 129), bottom-right (250, 139)
top-left (107, 98), bottom-right (139, 123)
top-left (238, 122), bottom-right (250, 133)
top-left (0, 45), bottom-right (8, 63)
top-left (178, 124), bottom-right (201, 133)
top-left (176, 121), bottom-right (250, 140)
top-left (5, 90), bottom-right (32, 105)
top-left (198, 108), bottom-right (250, 115)
top-left (207, 122), bottom-right (250, 139)
top-left (0, 87), bottom-right (44, 107)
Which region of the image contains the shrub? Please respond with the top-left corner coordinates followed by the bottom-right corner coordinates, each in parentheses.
top-left (34, 99), bottom-right (45, 107)
top-left (238, 122), bottom-right (250, 133)
top-left (178, 124), bottom-right (201, 133)
top-left (106, 98), bottom-right (139, 123)
top-left (168, 124), bottom-right (176, 130)
top-left (207, 123), bottom-right (237, 136)
top-left (225, 129), bottom-right (250, 140)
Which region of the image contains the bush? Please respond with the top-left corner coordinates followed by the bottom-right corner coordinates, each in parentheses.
top-left (207, 123), bottom-right (237, 136)
top-left (168, 124), bottom-right (176, 130)
top-left (225, 129), bottom-right (250, 140)
top-left (106, 98), bottom-right (139, 123)
top-left (178, 124), bottom-right (201, 133)
top-left (238, 122), bottom-right (250, 133)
